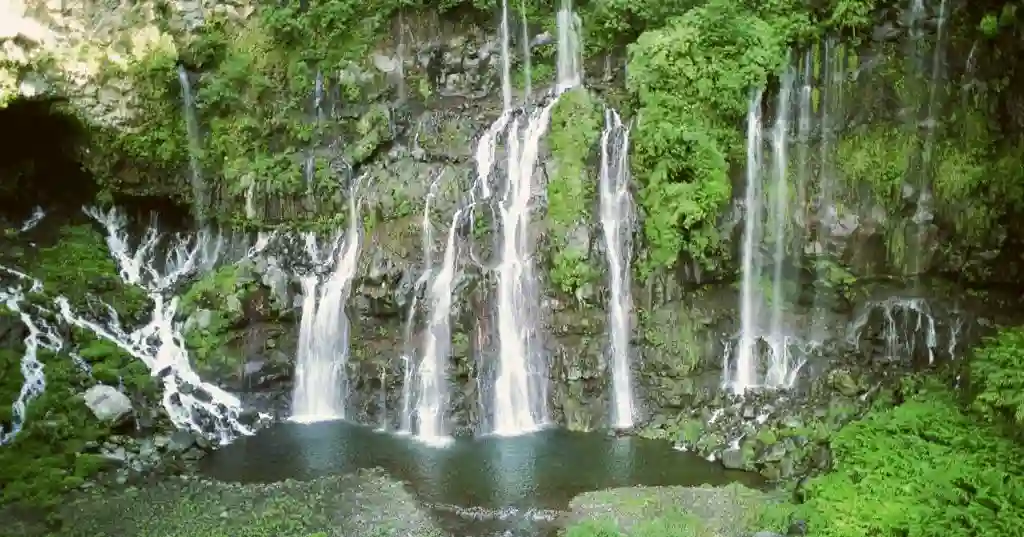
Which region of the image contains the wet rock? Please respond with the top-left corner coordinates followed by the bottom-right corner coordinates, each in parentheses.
top-left (83, 384), bottom-right (133, 422)
top-left (166, 429), bottom-right (196, 453)
top-left (721, 448), bottom-right (746, 470)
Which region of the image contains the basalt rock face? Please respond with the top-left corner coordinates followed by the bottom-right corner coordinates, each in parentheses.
top-left (179, 235), bottom-right (1020, 447)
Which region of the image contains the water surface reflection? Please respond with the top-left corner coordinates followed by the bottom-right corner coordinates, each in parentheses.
top-left (204, 421), bottom-right (760, 509)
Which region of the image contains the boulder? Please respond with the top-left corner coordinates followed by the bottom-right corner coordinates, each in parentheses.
top-left (82, 384), bottom-right (133, 422)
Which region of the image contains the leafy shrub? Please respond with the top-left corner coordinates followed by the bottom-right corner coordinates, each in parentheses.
top-left (970, 327), bottom-right (1024, 427)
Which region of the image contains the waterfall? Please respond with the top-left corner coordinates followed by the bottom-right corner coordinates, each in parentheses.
top-left (906, 0), bottom-right (948, 276)
top-left (399, 175), bottom-right (441, 435)
top-left (731, 90), bottom-right (764, 393)
top-left (412, 208), bottom-right (463, 445)
top-left (290, 181), bottom-right (363, 422)
top-left (847, 297), bottom-right (963, 365)
top-left (490, 104), bottom-right (556, 435)
top-left (730, 72), bottom-right (805, 393)
top-left (520, 0), bottom-right (532, 102)
top-left (176, 65), bottom-right (206, 222)
top-left (304, 70), bottom-right (325, 187)
top-left (599, 109), bottom-right (636, 429)
top-left (556, 0), bottom-right (582, 91)
top-left (2, 207), bottom-right (261, 445)
top-left (480, 0), bottom-right (581, 436)
top-left (766, 68), bottom-right (795, 387)
top-left (499, 0), bottom-right (513, 110)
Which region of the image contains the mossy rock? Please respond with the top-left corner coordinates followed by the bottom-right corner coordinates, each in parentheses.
top-left (566, 484), bottom-right (774, 537)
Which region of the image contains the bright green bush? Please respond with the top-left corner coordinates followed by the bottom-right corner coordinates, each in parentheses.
top-left (757, 329), bottom-right (1024, 537)
top-left (970, 328), bottom-right (1024, 427)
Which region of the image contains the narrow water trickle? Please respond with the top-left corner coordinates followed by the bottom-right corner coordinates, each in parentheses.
top-left (599, 109), bottom-right (636, 429)
top-left (304, 70), bottom-right (325, 187)
top-left (397, 181), bottom-right (437, 434)
top-left (176, 65), bottom-right (206, 221)
top-left (290, 179), bottom-right (363, 422)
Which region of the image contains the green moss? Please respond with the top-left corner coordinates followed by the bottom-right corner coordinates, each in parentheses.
top-left (627, 0), bottom-right (793, 274)
top-left (21, 225), bottom-right (148, 321)
top-left (835, 125), bottom-right (914, 208)
top-left (567, 484), bottom-right (768, 537)
top-left (548, 87), bottom-right (602, 233)
top-left (0, 338), bottom-right (155, 506)
top-left (546, 87), bottom-right (603, 297)
top-left (179, 265), bottom-right (263, 378)
top-left (0, 226), bottom-right (159, 506)
top-left (87, 48), bottom-right (192, 203)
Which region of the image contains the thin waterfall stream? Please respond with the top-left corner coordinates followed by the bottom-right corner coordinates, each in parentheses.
top-left (599, 109), bottom-right (636, 429)
top-left (176, 65), bottom-right (207, 222)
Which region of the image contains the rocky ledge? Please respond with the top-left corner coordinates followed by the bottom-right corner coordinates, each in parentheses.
top-left (2, 468), bottom-right (443, 537)
top-left (566, 484), bottom-right (791, 537)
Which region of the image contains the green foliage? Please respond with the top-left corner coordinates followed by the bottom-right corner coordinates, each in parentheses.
top-left (0, 226), bottom-right (158, 506)
top-left (546, 87), bottom-right (603, 297)
top-left (778, 394), bottom-right (1024, 537)
top-left (756, 332), bottom-right (1024, 537)
top-left (627, 0), bottom-right (792, 273)
top-left (836, 123), bottom-right (1024, 259)
top-left (835, 125), bottom-right (914, 206)
top-left (28, 225), bottom-right (148, 320)
top-left (548, 87), bottom-right (603, 232)
top-left (87, 49), bottom-right (191, 202)
top-left (969, 328), bottom-right (1024, 427)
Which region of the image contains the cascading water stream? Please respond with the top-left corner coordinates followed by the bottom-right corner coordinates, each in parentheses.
top-left (731, 90), bottom-right (764, 393)
top-left (765, 68), bottom-right (794, 387)
top-left (0, 210), bottom-right (53, 444)
top-left (555, 0), bottom-right (582, 91)
top-left (482, 0), bottom-right (582, 435)
top-left (399, 175), bottom-right (442, 435)
top-left (176, 65), bottom-right (206, 222)
top-left (729, 66), bottom-right (808, 393)
top-left (599, 109), bottom-right (636, 429)
top-left (290, 180), bottom-right (363, 422)
top-left (0, 207), bottom-right (263, 445)
top-left (412, 208), bottom-right (464, 445)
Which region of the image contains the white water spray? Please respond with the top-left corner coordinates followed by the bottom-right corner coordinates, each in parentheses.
top-left (290, 181), bottom-right (363, 422)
